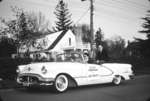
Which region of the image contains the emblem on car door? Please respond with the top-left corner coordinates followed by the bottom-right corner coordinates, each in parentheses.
top-left (88, 66), bottom-right (98, 71)
top-left (27, 67), bottom-right (32, 71)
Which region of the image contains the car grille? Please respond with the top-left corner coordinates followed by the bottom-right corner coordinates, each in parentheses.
top-left (19, 76), bottom-right (39, 84)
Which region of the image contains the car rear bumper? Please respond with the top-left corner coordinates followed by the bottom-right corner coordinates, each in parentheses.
top-left (129, 74), bottom-right (134, 79)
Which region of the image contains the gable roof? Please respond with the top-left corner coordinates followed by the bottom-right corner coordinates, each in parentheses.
top-left (46, 30), bottom-right (68, 51)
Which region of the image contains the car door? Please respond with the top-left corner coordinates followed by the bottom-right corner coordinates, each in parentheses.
top-left (85, 63), bottom-right (100, 85)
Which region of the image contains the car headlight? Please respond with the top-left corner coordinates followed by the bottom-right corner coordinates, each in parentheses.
top-left (41, 66), bottom-right (47, 74)
top-left (16, 68), bottom-right (20, 73)
top-left (16, 69), bottom-right (19, 73)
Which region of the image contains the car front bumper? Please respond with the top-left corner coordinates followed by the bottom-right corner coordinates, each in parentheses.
top-left (17, 73), bottom-right (55, 87)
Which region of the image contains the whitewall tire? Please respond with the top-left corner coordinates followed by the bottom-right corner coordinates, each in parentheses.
top-left (54, 75), bottom-right (69, 93)
top-left (113, 75), bottom-right (122, 85)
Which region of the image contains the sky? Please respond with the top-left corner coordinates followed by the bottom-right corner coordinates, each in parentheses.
top-left (0, 0), bottom-right (150, 41)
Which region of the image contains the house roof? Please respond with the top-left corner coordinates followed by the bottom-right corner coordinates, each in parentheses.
top-left (30, 30), bottom-right (70, 53)
top-left (46, 30), bottom-right (68, 51)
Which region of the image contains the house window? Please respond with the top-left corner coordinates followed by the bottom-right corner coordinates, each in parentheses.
top-left (69, 38), bottom-right (71, 46)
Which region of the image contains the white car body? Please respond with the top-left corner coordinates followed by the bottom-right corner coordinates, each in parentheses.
top-left (16, 52), bottom-right (134, 92)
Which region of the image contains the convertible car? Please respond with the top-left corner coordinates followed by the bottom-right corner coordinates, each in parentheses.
top-left (16, 52), bottom-right (134, 92)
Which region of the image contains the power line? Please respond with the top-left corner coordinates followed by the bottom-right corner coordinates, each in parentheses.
top-left (98, 0), bottom-right (147, 13)
top-left (74, 7), bottom-right (90, 24)
top-left (6, 0), bottom-right (147, 26)
top-left (111, 0), bottom-right (149, 10)
top-left (95, 11), bottom-right (137, 24)
top-left (95, 0), bottom-right (146, 20)
top-left (95, 5), bottom-right (135, 19)
top-left (93, 1), bottom-right (143, 24)
top-left (121, 0), bottom-right (149, 9)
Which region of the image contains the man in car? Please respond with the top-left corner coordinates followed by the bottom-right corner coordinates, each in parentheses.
top-left (89, 43), bottom-right (97, 63)
top-left (96, 45), bottom-right (108, 64)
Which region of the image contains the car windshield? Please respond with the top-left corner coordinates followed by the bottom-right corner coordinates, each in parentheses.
top-left (56, 53), bottom-right (83, 62)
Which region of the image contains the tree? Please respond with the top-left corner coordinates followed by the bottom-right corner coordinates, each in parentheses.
top-left (0, 7), bottom-right (51, 55)
top-left (81, 24), bottom-right (91, 43)
top-left (72, 24), bottom-right (91, 43)
top-left (95, 28), bottom-right (104, 48)
top-left (0, 36), bottom-right (16, 57)
top-left (105, 36), bottom-right (126, 59)
top-left (8, 8), bottom-right (35, 54)
top-left (26, 12), bottom-right (50, 33)
top-left (139, 10), bottom-right (150, 39)
top-left (137, 1), bottom-right (150, 58)
top-left (54, 0), bottom-right (73, 31)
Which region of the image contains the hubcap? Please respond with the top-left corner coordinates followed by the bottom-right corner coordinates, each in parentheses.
top-left (113, 76), bottom-right (121, 85)
top-left (55, 75), bottom-right (68, 92)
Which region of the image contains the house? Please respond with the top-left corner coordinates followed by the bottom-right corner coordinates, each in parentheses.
top-left (17, 29), bottom-right (92, 60)
top-left (18, 30), bottom-right (76, 58)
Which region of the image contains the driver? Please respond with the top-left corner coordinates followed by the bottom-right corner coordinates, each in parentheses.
top-left (83, 53), bottom-right (90, 63)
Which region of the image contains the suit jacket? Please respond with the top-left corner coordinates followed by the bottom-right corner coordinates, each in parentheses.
top-left (96, 49), bottom-right (108, 61)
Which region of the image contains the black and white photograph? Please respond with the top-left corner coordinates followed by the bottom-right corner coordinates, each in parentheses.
top-left (0, 0), bottom-right (150, 101)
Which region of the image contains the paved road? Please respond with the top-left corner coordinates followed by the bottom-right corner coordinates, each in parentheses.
top-left (0, 75), bottom-right (150, 101)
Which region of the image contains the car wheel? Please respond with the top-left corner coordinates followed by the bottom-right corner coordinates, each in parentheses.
top-left (54, 75), bottom-right (69, 93)
top-left (113, 75), bottom-right (122, 85)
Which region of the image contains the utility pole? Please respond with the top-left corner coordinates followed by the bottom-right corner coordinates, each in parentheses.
top-left (81, 0), bottom-right (94, 51)
top-left (90, 0), bottom-right (94, 51)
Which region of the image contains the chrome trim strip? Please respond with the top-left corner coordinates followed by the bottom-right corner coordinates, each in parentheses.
top-left (74, 76), bottom-right (88, 79)
top-left (18, 73), bottom-right (54, 82)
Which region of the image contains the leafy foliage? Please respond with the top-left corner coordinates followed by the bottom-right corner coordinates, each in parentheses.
top-left (0, 37), bottom-right (16, 57)
top-left (134, 1), bottom-right (150, 58)
top-left (81, 24), bottom-right (91, 43)
top-left (0, 7), bottom-right (50, 54)
top-left (54, 0), bottom-right (73, 31)
top-left (72, 24), bottom-right (91, 43)
top-left (105, 36), bottom-right (126, 59)
top-left (26, 12), bottom-right (50, 33)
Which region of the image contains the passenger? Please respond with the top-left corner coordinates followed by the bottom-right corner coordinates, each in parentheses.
top-left (96, 45), bottom-right (108, 64)
top-left (48, 53), bottom-right (54, 62)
